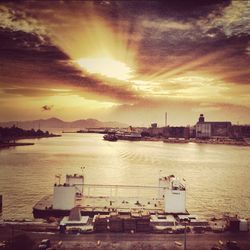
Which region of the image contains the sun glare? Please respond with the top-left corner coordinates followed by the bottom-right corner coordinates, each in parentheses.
top-left (77, 57), bottom-right (133, 81)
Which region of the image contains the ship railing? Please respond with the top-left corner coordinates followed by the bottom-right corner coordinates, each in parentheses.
top-left (72, 183), bottom-right (166, 199)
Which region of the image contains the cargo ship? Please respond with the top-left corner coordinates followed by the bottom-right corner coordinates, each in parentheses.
top-left (33, 174), bottom-right (188, 219)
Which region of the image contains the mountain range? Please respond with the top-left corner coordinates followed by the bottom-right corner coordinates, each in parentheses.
top-left (0, 117), bottom-right (128, 130)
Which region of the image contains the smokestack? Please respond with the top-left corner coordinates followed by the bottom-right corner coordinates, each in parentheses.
top-left (165, 112), bottom-right (167, 127)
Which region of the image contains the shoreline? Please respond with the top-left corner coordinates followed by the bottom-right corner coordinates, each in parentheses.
top-left (65, 130), bottom-right (249, 146)
top-left (0, 134), bottom-right (61, 148)
top-left (0, 142), bottom-right (35, 148)
top-left (130, 137), bottom-right (250, 146)
top-left (163, 138), bottom-right (249, 146)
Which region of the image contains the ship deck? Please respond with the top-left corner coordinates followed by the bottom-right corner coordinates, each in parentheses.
top-left (33, 183), bottom-right (189, 218)
top-left (33, 194), bottom-right (168, 218)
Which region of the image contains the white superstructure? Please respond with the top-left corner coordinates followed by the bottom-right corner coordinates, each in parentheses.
top-left (53, 185), bottom-right (76, 210)
top-left (52, 173), bottom-right (186, 214)
top-left (53, 174), bottom-right (84, 210)
top-left (163, 175), bottom-right (186, 213)
top-left (66, 174), bottom-right (84, 186)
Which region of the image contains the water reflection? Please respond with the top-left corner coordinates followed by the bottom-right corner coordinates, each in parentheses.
top-left (0, 133), bottom-right (249, 219)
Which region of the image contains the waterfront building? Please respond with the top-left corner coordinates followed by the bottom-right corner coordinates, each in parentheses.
top-left (189, 126), bottom-right (196, 138)
top-left (145, 123), bottom-right (164, 137)
top-left (142, 125), bottom-right (189, 139)
top-left (165, 126), bottom-right (190, 139)
top-left (230, 125), bottom-right (250, 139)
top-left (196, 114), bottom-right (231, 139)
top-left (151, 123), bottom-right (158, 128)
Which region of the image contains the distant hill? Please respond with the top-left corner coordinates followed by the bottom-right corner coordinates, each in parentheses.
top-left (0, 117), bottom-right (128, 130)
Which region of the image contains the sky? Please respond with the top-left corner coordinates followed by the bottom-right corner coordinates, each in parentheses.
top-left (0, 0), bottom-right (249, 126)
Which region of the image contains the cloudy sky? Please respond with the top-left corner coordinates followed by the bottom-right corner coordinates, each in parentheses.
top-left (0, 0), bottom-right (249, 126)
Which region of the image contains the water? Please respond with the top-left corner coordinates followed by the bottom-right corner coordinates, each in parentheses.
top-left (0, 133), bottom-right (250, 219)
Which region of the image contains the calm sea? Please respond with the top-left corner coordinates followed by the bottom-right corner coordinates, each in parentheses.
top-left (0, 133), bottom-right (249, 219)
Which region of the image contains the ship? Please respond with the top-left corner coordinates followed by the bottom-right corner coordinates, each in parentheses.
top-left (115, 131), bottom-right (142, 141)
top-left (103, 131), bottom-right (142, 141)
top-left (103, 133), bottom-right (117, 141)
top-left (33, 174), bottom-right (188, 219)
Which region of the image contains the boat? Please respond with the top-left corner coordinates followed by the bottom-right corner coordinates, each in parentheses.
top-left (115, 132), bottom-right (142, 141)
top-left (103, 134), bottom-right (117, 141)
top-left (33, 174), bottom-right (188, 219)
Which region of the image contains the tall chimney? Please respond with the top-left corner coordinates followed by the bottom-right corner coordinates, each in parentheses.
top-left (165, 112), bottom-right (168, 127)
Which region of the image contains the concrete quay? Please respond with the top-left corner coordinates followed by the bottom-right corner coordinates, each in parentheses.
top-left (1, 222), bottom-right (250, 250)
top-left (44, 232), bottom-right (250, 250)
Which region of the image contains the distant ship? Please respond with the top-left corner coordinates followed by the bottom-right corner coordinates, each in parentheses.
top-left (103, 134), bottom-right (117, 141)
top-left (115, 132), bottom-right (142, 141)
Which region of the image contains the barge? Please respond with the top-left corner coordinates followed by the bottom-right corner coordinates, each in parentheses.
top-left (33, 174), bottom-right (188, 219)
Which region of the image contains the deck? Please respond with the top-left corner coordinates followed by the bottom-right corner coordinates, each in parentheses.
top-left (33, 194), bottom-right (165, 218)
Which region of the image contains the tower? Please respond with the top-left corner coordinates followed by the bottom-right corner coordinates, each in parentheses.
top-left (198, 114), bottom-right (205, 123)
top-left (165, 112), bottom-right (167, 127)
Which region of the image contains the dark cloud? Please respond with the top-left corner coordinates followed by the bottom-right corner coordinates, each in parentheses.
top-left (0, 26), bottom-right (139, 103)
top-left (0, 0), bottom-right (249, 124)
top-left (1, 87), bottom-right (72, 97)
top-left (95, 0), bottom-right (231, 21)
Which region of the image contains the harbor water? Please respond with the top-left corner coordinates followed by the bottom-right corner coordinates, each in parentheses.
top-left (0, 133), bottom-right (250, 219)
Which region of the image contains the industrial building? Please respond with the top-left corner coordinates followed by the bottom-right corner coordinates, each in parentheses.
top-left (142, 123), bottom-right (190, 139)
top-left (146, 123), bottom-right (164, 137)
top-left (195, 114), bottom-right (231, 139)
top-left (230, 125), bottom-right (250, 139)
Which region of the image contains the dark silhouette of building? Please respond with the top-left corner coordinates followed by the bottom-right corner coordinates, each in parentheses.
top-left (230, 125), bottom-right (250, 139)
top-left (196, 114), bottom-right (231, 138)
top-left (164, 126), bottom-right (190, 139)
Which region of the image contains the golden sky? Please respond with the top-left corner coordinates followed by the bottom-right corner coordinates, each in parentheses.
top-left (0, 0), bottom-right (249, 126)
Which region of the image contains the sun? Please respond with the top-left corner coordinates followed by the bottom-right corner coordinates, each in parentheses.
top-left (76, 57), bottom-right (133, 81)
